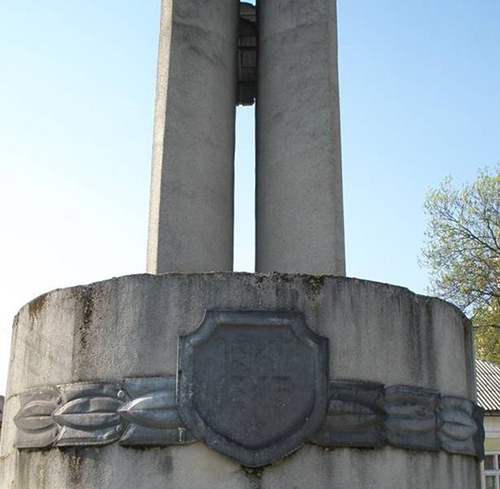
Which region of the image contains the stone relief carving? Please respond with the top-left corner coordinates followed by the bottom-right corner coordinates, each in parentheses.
top-left (14, 388), bottom-right (60, 449)
top-left (13, 310), bottom-right (484, 466)
top-left (14, 377), bottom-right (485, 463)
top-left (177, 311), bottom-right (329, 467)
top-left (310, 380), bottom-right (385, 448)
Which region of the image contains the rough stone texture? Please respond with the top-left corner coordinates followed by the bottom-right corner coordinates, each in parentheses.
top-left (147, 0), bottom-right (238, 274)
top-left (0, 395), bottom-right (4, 432)
top-left (256, 0), bottom-right (345, 275)
top-left (0, 273), bottom-right (481, 488)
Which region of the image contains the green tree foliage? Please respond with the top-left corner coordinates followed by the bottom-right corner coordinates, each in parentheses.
top-left (421, 166), bottom-right (500, 361)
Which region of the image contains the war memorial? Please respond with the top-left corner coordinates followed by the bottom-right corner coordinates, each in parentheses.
top-left (0, 0), bottom-right (484, 487)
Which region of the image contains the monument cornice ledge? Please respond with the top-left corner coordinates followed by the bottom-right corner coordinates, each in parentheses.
top-left (20, 271), bottom-right (470, 322)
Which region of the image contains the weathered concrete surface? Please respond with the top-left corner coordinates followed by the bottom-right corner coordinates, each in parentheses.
top-left (256, 0), bottom-right (345, 275)
top-left (0, 273), bottom-right (480, 488)
top-left (147, 0), bottom-right (238, 274)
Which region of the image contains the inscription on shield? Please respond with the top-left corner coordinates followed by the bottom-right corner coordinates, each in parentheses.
top-left (178, 311), bottom-right (329, 467)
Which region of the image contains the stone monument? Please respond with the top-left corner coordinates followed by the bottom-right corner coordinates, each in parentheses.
top-left (0, 1), bottom-right (484, 488)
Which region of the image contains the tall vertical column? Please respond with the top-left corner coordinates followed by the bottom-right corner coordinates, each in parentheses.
top-left (147, 0), bottom-right (238, 274)
top-left (256, 0), bottom-right (346, 275)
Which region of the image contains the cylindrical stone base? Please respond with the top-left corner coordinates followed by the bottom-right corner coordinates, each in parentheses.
top-left (0, 274), bottom-right (481, 488)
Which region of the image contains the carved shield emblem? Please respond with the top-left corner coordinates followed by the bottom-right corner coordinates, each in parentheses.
top-left (178, 311), bottom-right (329, 467)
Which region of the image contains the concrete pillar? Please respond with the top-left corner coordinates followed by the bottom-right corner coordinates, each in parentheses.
top-left (147, 0), bottom-right (238, 274)
top-left (256, 0), bottom-right (346, 275)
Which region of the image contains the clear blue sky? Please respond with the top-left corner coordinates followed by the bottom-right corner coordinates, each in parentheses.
top-left (0, 0), bottom-right (499, 393)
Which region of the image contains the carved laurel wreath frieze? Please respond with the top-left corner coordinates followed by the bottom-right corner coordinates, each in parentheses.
top-left (14, 377), bottom-right (485, 461)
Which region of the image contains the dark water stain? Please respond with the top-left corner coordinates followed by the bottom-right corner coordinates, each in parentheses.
top-left (16, 452), bottom-right (49, 489)
top-left (242, 466), bottom-right (264, 489)
top-left (67, 450), bottom-right (85, 487)
top-left (28, 293), bottom-right (49, 322)
top-left (304, 275), bottom-right (326, 300)
top-left (79, 287), bottom-right (94, 351)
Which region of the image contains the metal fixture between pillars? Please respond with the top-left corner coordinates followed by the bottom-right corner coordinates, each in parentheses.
top-left (237, 3), bottom-right (257, 106)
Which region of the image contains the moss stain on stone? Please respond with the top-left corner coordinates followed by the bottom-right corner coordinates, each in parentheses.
top-left (79, 287), bottom-right (94, 351)
top-left (273, 272), bottom-right (295, 285)
top-left (253, 274), bottom-right (267, 286)
top-left (304, 275), bottom-right (326, 300)
top-left (28, 294), bottom-right (49, 322)
top-left (242, 466), bottom-right (264, 489)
